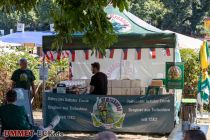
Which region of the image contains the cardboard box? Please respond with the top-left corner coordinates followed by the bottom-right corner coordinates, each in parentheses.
top-left (141, 88), bottom-right (146, 95)
top-left (108, 80), bottom-right (112, 88)
top-left (121, 88), bottom-right (131, 95)
top-left (112, 88), bottom-right (122, 95)
top-left (131, 88), bottom-right (141, 95)
top-left (122, 80), bottom-right (131, 88)
top-left (107, 88), bottom-right (112, 95)
top-left (111, 80), bottom-right (122, 88)
top-left (131, 80), bottom-right (141, 88)
top-left (150, 80), bottom-right (163, 87)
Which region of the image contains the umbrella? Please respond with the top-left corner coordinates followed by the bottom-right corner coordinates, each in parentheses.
top-left (198, 40), bottom-right (210, 104)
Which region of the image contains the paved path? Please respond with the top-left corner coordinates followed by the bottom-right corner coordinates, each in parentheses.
top-left (33, 110), bottom-right (210, 140)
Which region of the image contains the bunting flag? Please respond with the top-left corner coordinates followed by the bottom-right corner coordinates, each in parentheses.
top-left (123, 49), bottom-right (128, 60)
top-left (57, 51), bottom-right (61, 61)
top-left (110, 49), bottom-right (115, 58)
top-left (62, 51), bottom-right (70, 59)
top-left (165, 48), bottom-right (171, 56)
top-left (70, 50), bottom-right (76, 62)
top-left (150, 48), bottom-right (156, 59)
top-left (99, 51), bottom-right (103, 59)
top-left (84, 50), bottom-right (89, 60)
top-left (49, 51), bottom-right (54, 61)
top-left (136, 48), bottom-right (141, 60)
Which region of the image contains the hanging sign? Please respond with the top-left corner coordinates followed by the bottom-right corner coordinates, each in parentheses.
top-left (166, 62), bottom-right (184, 89)
top-left (39, 65), bottom-right (49, 80)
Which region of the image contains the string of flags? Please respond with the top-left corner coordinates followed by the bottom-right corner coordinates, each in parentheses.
top-left (44, 48), bottom-right (171, 62)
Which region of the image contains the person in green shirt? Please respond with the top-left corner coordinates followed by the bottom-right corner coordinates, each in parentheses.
top-left (11, 58), bottom-right (36, 98)
top-left (0, 90), bottom-right (60, 139)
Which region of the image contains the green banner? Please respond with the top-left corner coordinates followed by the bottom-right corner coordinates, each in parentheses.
top-left (166, 62), bottom-right (184, 89)
top-left (43, 93), bottom-right (174, 133)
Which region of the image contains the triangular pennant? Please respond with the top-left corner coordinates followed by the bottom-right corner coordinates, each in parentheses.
top-left (57, 51), bottom-right (61, 61)
top-left (165, 48), bottom-right (171, 56)
top-left (70, 50), bottom-right (76, 62)
top-left (62, 51), bottom-right (70, 59)
top-left (84, 50), bottom-right (89, 60)
top-left (150, 48), bottom-right (156, 59)
top-left (123, 49), bottom-right (128, 60)
top-left (110, 49), bottom-right (115, 59)
top-left (49, 51), bottom-right (54, 61)
top-left (136, 48), bottom-right (141, 60)
top-left (99, 51), bottom-right (103, 59)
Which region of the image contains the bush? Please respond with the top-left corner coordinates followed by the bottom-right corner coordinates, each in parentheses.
top-left (0, 51), bottom-right (69, 108)
top-left (180, 49), bottom-right (200, 98)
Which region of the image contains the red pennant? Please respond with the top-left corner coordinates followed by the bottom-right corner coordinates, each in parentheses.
top-left (70, 50), bottom-right (75, 62)
top-left (110, 49), bottom-right (114, 58)
top-left (49, 51), bottom-right (54, 61)
top-left (123, 49), bottom-right (128, 60)
top-left (99, 52), bottom-right (103, 59)
top-left (150, 48), bottom-right (156, 59)
top-left (84, 50), bottom-right (89, 60)
top-left (136, 49), bottom-right (141, 60)
top-left (165, 48), bottom-right (171, 56)
top-left (57, 51), bottom-right (61, 61)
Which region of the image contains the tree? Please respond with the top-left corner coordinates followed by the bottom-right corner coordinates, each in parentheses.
top-left (0, 0), bottom-right (129, 53)
top-left (161, 0), bottom-right (210, 36)
top-left (129, 0), bottom-right (168, 28)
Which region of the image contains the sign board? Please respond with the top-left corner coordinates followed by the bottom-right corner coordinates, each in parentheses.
top-left (39, 65), bottom-right (48, 80)
top-left (166, 62), bottom-right (184, 89)
top-left (17, 23), bottom-right (25, 32)
top-left (43, 93), bottom-right (174, 133)
top-left (50, 24), bottom-right (55, 32)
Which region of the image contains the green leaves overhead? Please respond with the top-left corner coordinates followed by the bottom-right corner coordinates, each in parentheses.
top-left (0, 0), bottom-right (129, 53)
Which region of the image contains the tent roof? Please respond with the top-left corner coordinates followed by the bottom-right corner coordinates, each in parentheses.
top-left (164, 30), bottom-right (202, 49)
top-left (43, 6), bottom-right (176, 51)
top-left (0, 31), bottom-right (54, 47)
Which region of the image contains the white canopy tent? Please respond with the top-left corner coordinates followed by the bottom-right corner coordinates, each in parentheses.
top-left (165, 30), bottom-right (203, 50)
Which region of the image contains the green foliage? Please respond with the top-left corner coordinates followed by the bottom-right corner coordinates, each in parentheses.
top-left (161, 0), bottom-right (210, 36)
top-left (0, 51), bottom-right (69, 106)
top-left (130, 0), bottom-right (168, 27)
top-left (0, 0), bottom-right (129, 53)
top-left (180, 49), bottom-right (200, 96)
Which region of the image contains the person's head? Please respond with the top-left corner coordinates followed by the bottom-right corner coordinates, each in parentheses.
top-left (91, 62), bottom-right (100, 74)
top-left (6, 90), bottom-right (17, 103)
top-left (19, 58), bottom-right (28, 69)
top-left (184, 130), bottom-right (207, 140)
top-left (95, 131), bottom-right (117, 140)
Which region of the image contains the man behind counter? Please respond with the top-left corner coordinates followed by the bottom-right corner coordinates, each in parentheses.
top-left (90, 62), bottom-right (108, 95)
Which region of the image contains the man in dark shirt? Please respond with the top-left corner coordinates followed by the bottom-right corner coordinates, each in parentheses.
top-left (90, 62), bottom-right (108, 95)
top-left (11, 58), bottom-right (36, 97)
top-left (0, 90), bottom-right (60, 139)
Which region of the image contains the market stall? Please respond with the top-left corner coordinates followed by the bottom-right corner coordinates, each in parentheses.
top-left (41, 6), bottom-right (182, 134)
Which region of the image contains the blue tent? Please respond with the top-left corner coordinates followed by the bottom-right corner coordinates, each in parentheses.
top-left (0, 31), bottom-right (54, 47)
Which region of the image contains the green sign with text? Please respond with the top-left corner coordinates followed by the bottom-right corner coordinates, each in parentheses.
top-left (166, 62), bottom-right (184, 89)
top-left (43, 93), bottom-right (174, 134)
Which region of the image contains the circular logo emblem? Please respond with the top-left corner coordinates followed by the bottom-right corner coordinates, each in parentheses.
top-left (91, 97), bottom-right (125, 129)
top-left (168, 66), bottom-right (182, 80)
top-left (108, 14), bottom-right (132, 33)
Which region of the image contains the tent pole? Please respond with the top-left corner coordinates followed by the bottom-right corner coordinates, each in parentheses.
top-left (42, 54), bottom-right (46, 94)
top-left (120, 50), bottom-right (122, 80)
